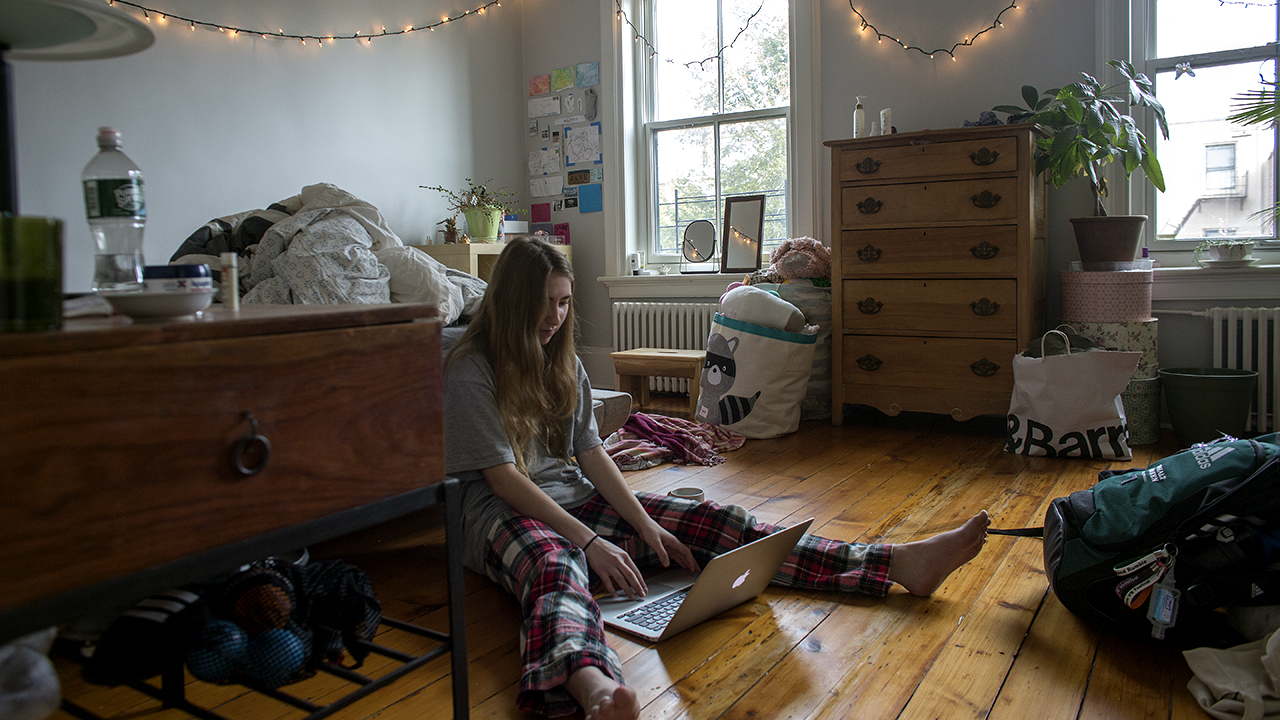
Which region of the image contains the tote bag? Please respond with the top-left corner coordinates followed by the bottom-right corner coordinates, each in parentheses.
top-left (1005, 329), bottom-right (1142, 459)
top-left (695, 313), bottom-right (817, 439)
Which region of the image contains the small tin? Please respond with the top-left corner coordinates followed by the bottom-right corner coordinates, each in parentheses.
top-left (142, 264), bottom-right (213, 293)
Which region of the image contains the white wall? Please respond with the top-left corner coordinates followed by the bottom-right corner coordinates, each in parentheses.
top-left (12, 0), bottom-right (528, 293)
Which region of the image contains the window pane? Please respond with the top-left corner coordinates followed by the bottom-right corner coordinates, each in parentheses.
top-left (1156, 0), bottom-right (1275, 57)
top-left (1155, 60), bottom-right (1275, 240)
top-left (654, 126), bottom-right (717, 256)
top-left (722, 0), bottom-right (790, 114)
top-left (653, 1), bottom-right (719, 121)
top-left (720, 118), bottom-right (788, 250)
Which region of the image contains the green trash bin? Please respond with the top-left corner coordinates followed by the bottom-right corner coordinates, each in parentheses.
top-left (1158, 367), bottom-right (1258, 447)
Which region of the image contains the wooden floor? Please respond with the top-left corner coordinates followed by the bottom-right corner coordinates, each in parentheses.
top-left (53, 399), bottom-right (1222, 720)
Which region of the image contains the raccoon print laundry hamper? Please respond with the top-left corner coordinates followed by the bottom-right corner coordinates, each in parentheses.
top-left (694, 313), bottom-right (818, 439)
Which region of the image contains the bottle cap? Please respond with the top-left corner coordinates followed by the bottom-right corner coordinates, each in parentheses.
top-left (96, 126), bottom-right (122, 149)
top-left (855, 95), bottom-right (866, 107)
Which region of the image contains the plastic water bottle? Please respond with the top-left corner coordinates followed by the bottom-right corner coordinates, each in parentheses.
top-left (82, 127), bottom-right (145, 291)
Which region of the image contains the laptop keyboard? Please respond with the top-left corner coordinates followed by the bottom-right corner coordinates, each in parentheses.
top-left (619, 588), bottom-right (690, 631)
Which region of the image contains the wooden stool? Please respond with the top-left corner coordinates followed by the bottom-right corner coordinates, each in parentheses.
top-left (610, 348), bottom-right (706, 417)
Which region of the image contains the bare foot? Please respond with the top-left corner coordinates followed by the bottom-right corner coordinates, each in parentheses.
top-left (566, 665), bottom-right (640, 720)
top-left (887, 510), bottom-right (990, 596)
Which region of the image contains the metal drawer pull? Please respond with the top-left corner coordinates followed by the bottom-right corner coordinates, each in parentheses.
top-left (970, 298), bottom-right (1000, 316)
top-left (858, 297), bottom-right (883, 314)
top-left (857, 354), bottom-right (883, 371)
top-left (857, 244), bottom-right (882, 262)
top-left (855, 157), bottom-right (882, 174)
top-left (231, 411), bottom-right (272, 477)
top-left (970, 241), bottom-right (1000, 259)
top-left (970, 147), bottom-right (1000, 166)
top-left (971, 190), bottom-right (1001, 209)
top-left (970, 359), bottom-right (1000, 377)
top-left (857, 197), bottom-right (883, 214)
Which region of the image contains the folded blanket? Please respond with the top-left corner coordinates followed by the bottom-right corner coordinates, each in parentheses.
top-left (605, 412), bottom-right (745, 471)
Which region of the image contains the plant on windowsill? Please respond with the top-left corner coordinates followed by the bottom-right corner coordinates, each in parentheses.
top-left (994, 59), bottom-right (1170, 266)
top-left (1193, 238), bottom-right (1257, 266)
top-left (421, 178), bottom-right (523, 243)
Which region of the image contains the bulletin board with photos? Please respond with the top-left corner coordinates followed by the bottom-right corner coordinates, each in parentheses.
top-left (526, 60), bottom-right (605, 246)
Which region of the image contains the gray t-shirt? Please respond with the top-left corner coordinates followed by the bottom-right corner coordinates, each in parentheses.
top-left (443, 348), bottom-right (603, 573)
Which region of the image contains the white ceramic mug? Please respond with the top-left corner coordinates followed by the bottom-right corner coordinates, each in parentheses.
top-left (667, 487), bottom-right (705, 503)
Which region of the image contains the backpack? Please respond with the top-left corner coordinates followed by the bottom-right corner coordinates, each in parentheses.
top-left (1009, 434), bottom-right (1280, 639)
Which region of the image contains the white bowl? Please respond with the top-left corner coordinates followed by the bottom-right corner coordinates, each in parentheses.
top-left (100, 289), bottom-right (214, 319)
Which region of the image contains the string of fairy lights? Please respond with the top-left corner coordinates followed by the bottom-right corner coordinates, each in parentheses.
top-left (103, 0), bottom-right (502, 45)
top-left (614, 0), bottom-right (1030, 67)
top-left (847, 1), bottom-right (1023, 61)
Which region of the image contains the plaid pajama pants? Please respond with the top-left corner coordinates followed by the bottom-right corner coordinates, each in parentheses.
top-left (479, 491), bottom-right (893, 717)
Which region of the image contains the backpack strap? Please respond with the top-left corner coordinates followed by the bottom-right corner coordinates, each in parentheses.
top-left (988, 527), bottom-right (1045, 537)
top-left (1186, 571), bottom-right (1280, 608)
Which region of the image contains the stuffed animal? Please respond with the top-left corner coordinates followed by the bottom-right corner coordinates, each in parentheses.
top-left (769, 237), bottom-right (831, 280)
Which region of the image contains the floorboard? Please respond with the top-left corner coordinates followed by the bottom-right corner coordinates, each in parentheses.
top-left (52, 397), bottom-right (1231, 720)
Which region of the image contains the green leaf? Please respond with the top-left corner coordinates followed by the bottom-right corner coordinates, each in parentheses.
top-left (1021, 85), bottom-right (1041, 109)
top-left (1140, 148), bottom-right (1166, 192)
top-left (993, 105), bottom-right (1030, 114)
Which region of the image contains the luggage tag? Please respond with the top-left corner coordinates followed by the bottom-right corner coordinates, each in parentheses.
top-left (1146, 563), bottom-right (1180, 640)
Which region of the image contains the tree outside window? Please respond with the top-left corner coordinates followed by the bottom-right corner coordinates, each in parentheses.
top-left (646, 0), bottom-right (790, 260)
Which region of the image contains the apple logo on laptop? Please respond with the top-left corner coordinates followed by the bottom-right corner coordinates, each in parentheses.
top-left (732, 569), bottom-right (750, 589)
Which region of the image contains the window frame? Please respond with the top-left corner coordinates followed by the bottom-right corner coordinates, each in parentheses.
top-left (632, 0), bottom-right (801, 266)
top-left (1126, 0), bottom-right (1280, 264)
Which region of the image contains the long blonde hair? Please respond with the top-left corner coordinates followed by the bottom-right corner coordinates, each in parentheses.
top-left (446, 237), bottom-right (578, 475)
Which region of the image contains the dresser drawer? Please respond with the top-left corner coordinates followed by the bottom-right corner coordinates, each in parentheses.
top-left (841, 226), bottom-right (1018, 276)
top-left (840, 178), bottom-right (1019, 228)
top-left (838, 136), bottom-right (1018, 182)
top-left (0, 321), bottom-right (443, 611)
top-left (842, 335), bottom-right (1016, 392)
top-left (842, 279), bottom-right (1017, 335)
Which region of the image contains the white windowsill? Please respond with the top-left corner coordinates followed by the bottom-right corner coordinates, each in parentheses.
top-left (1152, 263), bottom-right (1280, 302)
top-left (599, 273), bottom-right (745, 300)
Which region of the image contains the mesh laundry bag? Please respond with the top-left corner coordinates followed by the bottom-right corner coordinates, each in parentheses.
top-left (694, 313), bottom-right (817, 439)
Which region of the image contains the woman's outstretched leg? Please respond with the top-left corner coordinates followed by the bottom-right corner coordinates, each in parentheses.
top-left (887, 511), bottom-right (990, 596)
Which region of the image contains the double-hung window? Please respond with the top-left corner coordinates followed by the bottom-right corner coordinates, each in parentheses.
top-left (639, 0), bottom-right (792, 263)
top-left (1136, 0), bottom-right (1278, 256)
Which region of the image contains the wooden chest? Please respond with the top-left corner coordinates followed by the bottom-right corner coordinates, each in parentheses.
top-left (826, 125), bottom-right (1048, 422)
top-left (0, 304), bottom-right (444, 630)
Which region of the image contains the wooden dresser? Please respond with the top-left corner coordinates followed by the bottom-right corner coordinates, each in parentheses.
top-left (826, 125), bottom-right (1047, 423)
top-left (0, 303), bottom-right (468, 717)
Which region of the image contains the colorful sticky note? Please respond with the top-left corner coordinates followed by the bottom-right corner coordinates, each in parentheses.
top-left (579, 184), bottom-right (603, 213)
top-left (531, 203), bottom-right (551, 223)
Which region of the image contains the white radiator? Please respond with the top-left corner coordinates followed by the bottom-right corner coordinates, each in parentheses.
top-left (612, 301), bottom-right (718, 392)
top-left (1211, 307), bottom-right (1280, 433)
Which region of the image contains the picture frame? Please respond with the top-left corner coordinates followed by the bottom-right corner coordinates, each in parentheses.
top-left (720, 194), bottom-right (765, 274)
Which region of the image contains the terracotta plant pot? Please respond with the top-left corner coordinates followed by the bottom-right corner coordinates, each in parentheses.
top-left (1069, 215), bottom-right (1147, 266)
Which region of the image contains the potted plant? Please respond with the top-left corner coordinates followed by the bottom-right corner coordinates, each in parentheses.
top-left (421, 178), bottom-right (521, 243)
top-left (437, 216), bottom-right (459, 244)
top-left (1193, 238), bottom-right (1256, 265)
top-left (994, 59), bottom-right (1170, 265)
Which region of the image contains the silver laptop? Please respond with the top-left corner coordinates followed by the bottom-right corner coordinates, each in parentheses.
top-left (599, 518), bottom-right (814, 642)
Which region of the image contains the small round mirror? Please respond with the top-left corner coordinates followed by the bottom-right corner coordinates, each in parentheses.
top-left (682, 220), bottom-right (716, 263)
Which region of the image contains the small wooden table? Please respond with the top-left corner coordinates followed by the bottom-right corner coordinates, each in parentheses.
top-left (610, 348), bottom-right (706, 417)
